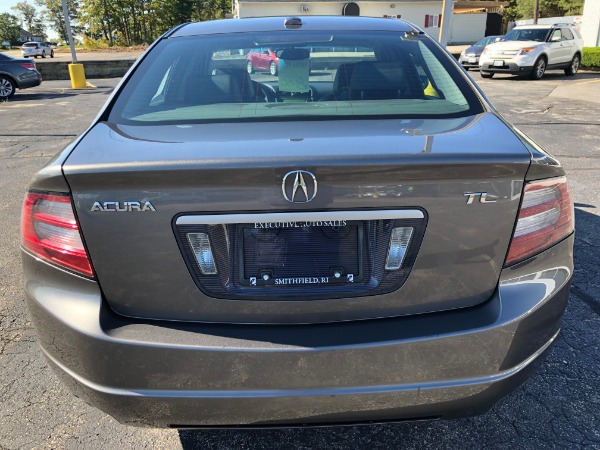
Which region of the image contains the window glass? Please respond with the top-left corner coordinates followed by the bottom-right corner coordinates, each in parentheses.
top-left (561, 28), bottom-right (574, 40)
top-left (550, 29), bottom-right (562, 41)
top-left (503, 28), bottom-right (550, 42)
top-left (109, 31), bottom-right (483, 125)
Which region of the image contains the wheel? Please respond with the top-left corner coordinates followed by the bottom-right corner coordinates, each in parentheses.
top-left (269, 61), bottom-right (277, 76)
top-left (0, 76), bottom-right (16, 100)
top-left (41, 51), bottom-right (46, 58)
top-left (50, 50), bottom-right (54, 58)
top-left (530, 57), bottom-right (546, 80)
top-left (246, 61), bottom-right (253, 74)
top-left (480, 71), bottom-right (494, 78)
top-left (564, 54), bottom-right (580, 76)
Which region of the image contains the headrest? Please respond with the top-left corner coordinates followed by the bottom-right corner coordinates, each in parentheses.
top-left (349, 61), bottom-right (411, 91)
top-left (279, 48), bottom-right (310, 60)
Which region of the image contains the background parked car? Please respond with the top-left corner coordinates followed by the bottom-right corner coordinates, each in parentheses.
top-left (21, 42), bottom-right (54, 59)
top-left (246, 47), bottom-right (279, 75)
top-left (479, 24), bottom-right (583, 79)
top-left (0, 52), bottom-right (42, 99)
top-left (458, 35), bottom-right (503, 70)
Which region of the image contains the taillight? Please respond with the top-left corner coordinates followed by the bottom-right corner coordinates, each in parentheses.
top-left (21, 191), bottom-right (94, 277)
top-left (20, 63), bottom-right (35, 69)
top-left (505, 177), bottom-right (574, 266)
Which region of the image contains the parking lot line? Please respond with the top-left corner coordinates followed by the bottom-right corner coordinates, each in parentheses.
top-left (573, 78), bottom-right (600, 86)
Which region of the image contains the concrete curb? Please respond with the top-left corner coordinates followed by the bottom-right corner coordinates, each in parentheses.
top-left (37, 60), bottom-right (136, 81)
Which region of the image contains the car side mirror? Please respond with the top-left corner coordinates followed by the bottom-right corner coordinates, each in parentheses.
top-left (550, 36), bottom-right (561, 42)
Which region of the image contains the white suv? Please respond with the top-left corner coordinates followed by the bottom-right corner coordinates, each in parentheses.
top-left (21, 41), bottom-right (54, 59)
top-left (479, 24), bottom-right (583, 79)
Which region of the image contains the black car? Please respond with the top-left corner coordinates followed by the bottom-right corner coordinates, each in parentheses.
top-left (0, 52), bottom-right (42, 99)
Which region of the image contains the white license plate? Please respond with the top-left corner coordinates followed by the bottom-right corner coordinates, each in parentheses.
top-left (493, 60), bottom-right (505, 67)
top-left (468, 58), bottom-right (477, 63)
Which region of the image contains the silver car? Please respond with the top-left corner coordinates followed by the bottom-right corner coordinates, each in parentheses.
top-left (22, 16), bottom-right (574, 428)
top-left (458, 35), bottom-right (503, 70)
top-left (21, 41), bottom-right (54, 59)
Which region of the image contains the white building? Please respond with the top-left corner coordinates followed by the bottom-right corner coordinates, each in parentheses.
top-left (232, 0), bottom-right (507, 44)
top-left (582, 0), bottom-right (600, 46)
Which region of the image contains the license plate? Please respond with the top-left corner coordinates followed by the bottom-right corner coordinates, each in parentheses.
top-left (468, 58), bottom-right (477, 63)
top-left (240, 221), bottom-right (362, 286)
top-left (493, 60), bottom-right (505, 67)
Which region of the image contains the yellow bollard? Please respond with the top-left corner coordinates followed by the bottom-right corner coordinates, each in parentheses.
top-left (68, 63), bottom-right (87, 89)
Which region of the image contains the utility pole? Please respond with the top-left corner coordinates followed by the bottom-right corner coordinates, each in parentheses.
top-left (439, 0), bottom-right (454, 46)
top-left (533, 0), bottom-right (540, 24)
top-left (62, 0), bottom-right (87, 88)
top-left (61, 0), bottom-right (77, 62)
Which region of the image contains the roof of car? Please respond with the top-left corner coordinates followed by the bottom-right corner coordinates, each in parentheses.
top-left (171, 16), bottom-right (418, 37)
top-left (513, 23), bottom-right (575, 29)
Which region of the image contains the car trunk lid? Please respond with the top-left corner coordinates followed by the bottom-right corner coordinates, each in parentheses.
top-left (63, 113), bottom-right (531, 324)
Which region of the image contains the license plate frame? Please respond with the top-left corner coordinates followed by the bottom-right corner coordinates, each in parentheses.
top-left (493, 60), bottom-right (505, 67)
top-left (237, 220), bottom-right (364, 287)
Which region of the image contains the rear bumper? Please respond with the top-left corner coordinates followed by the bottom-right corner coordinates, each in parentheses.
top-left (458, 57), bottom-right (480, 69)
top-left (16, 70), bottom-right (42, 89)
top-left (24, 234), bottom-right (573, 428)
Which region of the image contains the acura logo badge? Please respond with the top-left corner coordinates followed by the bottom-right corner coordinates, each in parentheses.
top-left (282, 170), bottom-right (317, 203)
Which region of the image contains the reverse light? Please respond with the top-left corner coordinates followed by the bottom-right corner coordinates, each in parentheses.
top-left (505, 177), bottom-right (574, 266)
top-left (21, 191), bottom-right (94, 277)
top-left (187, 233), bottom-right (218, 274)
top-left (385, 227), bottom-right (413, 270)
top-left (519, 47), bottom-right (537, 55)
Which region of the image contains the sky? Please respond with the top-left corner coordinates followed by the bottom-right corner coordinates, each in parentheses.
top-left (1, 0), bottom-right (59, 39)
top-left (0, 0), bottom-right (18, 15)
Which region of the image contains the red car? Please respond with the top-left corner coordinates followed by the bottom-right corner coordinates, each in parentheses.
top-left (246, 48), bottom-right (279, 75)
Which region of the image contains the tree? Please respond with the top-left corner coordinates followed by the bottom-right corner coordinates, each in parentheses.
top-left (11, 1), bottom-right (45, 39)
top-left (515, 0), bottom-right (584, 19)
top-left (502, 0), bottom-right (522, 32)
top-left (78, 0), bottom-right (232, 46)
top-left (30, 16), bottom-right (46, 39)
top-left (0, 13), bottom-right (21, 43)
top-left (35, 0), bottom-right (81, 42)
top-left (11, 1), bottom-right (37, 29)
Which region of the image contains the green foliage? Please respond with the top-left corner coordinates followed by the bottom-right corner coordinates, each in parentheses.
top-left (11, 1), bottom-right (36, 29)
top-left (79, 0), bottom-right (231, 46)
top-left (35, 0), bottom-right (80, 42)
top-left (12, 1), bottom-right (46, 40)
top-left (582, 47), bottom-right (600, 68)
top-left (83, 34), bottom-right (109, 49)
top-left (502, 0), bottom-right (522, 33)
top-left (515, 0), bottom-right (584, 20)
top-left (0, 13), bottom-right (21, 43)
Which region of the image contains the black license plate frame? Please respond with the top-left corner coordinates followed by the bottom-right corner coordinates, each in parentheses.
top-left (236, 220), bottom-right (365, 287)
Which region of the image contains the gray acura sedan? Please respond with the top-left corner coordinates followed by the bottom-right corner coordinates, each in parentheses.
top-left (22, 16), bottom-right (574, 428)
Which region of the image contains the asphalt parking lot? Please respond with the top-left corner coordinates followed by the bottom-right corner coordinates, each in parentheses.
top-left (1, 71), bottom-right (599, 449)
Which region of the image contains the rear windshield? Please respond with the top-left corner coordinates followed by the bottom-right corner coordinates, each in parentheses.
top-left (23, 43), bottom-right (39, 47)
top-left (109, 30), bottom-right (484, 124)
